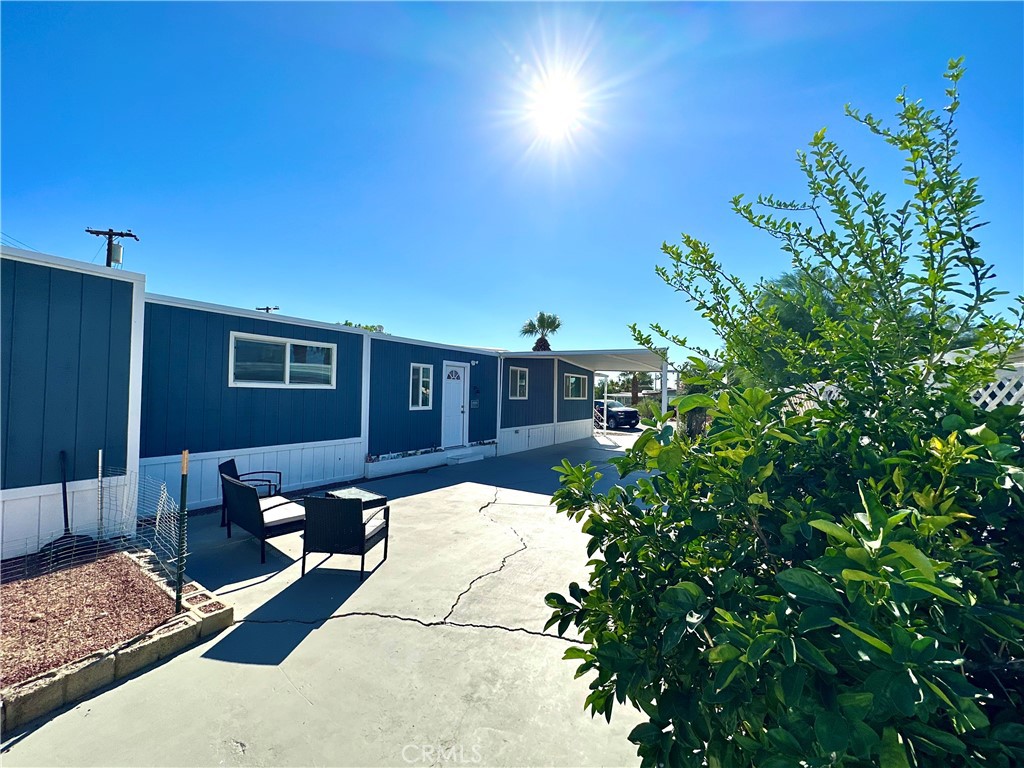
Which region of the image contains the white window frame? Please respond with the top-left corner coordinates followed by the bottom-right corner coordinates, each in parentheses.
top-left (509, 367), bottom-right (529, 400)
top-left (563, 373), bottom-right (588, 400)
top-left (410, 363), bottom-right (434, 410)
top-left (228, 331), bottom-right (337, 389)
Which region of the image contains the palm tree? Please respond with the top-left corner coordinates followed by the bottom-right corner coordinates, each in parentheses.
top-left (752, 269), bottom-right (980, 387)
top-left (520, 311), bottom-right (562, 352)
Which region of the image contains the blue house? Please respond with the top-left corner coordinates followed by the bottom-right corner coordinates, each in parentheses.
top-left (1, 249), bottom-right (146, 557)
top-left (1, 246), bottom-right (667, 555)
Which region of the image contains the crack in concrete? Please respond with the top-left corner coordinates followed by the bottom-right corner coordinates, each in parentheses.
top-left (225, 484), bottom-right (581, 645)
top-left (441, 487), bottom-right (528, 623)
top-left (233, 610), bottom-right (574, 643)
top-left (278, 666), bottom-right (313, 707)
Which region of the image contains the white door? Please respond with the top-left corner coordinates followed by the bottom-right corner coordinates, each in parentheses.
top-left (442, 363), bottom-right (468, 448)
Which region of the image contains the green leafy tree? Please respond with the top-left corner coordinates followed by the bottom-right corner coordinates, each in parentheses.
top-left (339, 320), bottom-right (387, 334)
top-left (547, 60), bottom-right (1024, 768)
top-left (520, 311), bottom-right (562, 352)
top-left (749, 270), bottom-right (982, 388)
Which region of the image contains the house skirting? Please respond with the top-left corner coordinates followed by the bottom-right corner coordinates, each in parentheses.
top-left (140, 436), bottom-right (365, 509)
top-left (1, 477), bottom-right (136, 560)
top-left (497, 418), bottom-right (593, 456)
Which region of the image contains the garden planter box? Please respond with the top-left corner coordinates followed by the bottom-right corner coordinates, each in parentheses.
top-left (1, 575), bottom-right (232, 735)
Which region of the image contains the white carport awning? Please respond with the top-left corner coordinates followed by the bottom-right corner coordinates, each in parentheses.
top-left (502, 348), bottom-right (667, 372)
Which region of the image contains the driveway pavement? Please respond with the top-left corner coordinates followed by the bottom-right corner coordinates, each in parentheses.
top-left (3, 435), bottom-right (644, 767)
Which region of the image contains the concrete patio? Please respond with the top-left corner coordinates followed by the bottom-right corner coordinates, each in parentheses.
top-left (2, 434), bottom-right (644, 767)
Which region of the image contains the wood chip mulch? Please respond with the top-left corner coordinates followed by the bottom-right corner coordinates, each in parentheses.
top-left (1, 553), bottom-right (175, 688)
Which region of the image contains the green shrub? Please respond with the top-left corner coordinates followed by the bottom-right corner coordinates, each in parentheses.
top-left (632, 398), bottom-right (659, 420)
top-left (546, 60), bottom-right (1024, 768)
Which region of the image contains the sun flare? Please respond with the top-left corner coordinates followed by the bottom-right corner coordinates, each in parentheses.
top-left (526, 69), bottom-right (586, 142)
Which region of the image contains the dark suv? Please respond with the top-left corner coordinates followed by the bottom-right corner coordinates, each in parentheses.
top-left (594, 400), bottom-right (640, 430)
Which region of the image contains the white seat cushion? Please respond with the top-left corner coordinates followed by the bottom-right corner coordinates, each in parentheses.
top-left (259, 495), bottom-right (291, 511)
top-left (262, 501), bottom-right (306, 528)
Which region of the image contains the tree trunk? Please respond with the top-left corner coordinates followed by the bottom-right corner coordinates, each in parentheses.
top-left (631, 374), bottom-right (639, 405)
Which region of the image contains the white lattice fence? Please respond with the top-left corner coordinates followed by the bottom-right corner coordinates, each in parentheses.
top-left (970, 367), bottom-right (1024, 410)
top-left (788, 366), bottom-right (1024, 414)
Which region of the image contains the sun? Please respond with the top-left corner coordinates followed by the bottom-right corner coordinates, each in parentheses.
top-left (525, 67), bottom-right (587, 144)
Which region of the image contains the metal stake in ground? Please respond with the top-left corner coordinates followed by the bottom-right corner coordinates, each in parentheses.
top-left (97, 448), bottom-right (104, 539)
top-left (175, 450), bottom-right (189, 612)
top-left (37, 451), bottom-right (98, 569)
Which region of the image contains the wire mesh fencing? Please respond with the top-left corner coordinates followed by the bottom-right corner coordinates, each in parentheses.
top-left (0, 464), bottom-right (188, 603)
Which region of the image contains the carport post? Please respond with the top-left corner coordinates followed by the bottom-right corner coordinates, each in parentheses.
top-left (602, 375), bottom-right (609, 434)
top-left (661, 357), bottom-right (669, 415)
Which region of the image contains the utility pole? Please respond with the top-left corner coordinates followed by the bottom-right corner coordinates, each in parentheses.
top-left (85, 228), bottom-right (139, 268)
top-left (255, 306), bottom-right (279, 314)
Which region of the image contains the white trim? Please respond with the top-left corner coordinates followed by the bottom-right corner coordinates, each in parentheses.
top-left (228, 330), bottom-right (337, 389)
top-left (125, 272), bottom-right (147, 485)
top-left (410, 362), bottom-right (434, 410)
top-left (661, 357), bottom-right (669, 415)
top-left (496, 357), bottom-right (504, 439)
top-left (441, 360), bottom-right (470, 449)
top-left (563, 372), bottom-right (588, 400)
top-left (368, 333), bottom-right (501, 356)
top-left (510, 348), bottom-right (664, 357)
top-left (508, 366), bottom-right (529, 400)
top-left (146, 292), bottom-right (368, 338)
top-left (553, 359), bottom-right (559, 421)
top-left (360, 335), bottom-right (371, 443)
top-left (1, 246), bottom-right (146, 284)
top-left (502, 348), bottom-right (668, 373)
top-left (146, 292), bottom-right (501, 357)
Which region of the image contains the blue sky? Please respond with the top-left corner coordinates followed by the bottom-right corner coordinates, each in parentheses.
top-left (3, 2), bottom-right (1021, 358)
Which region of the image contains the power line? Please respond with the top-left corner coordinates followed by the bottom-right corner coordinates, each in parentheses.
top-left (0, 232), bottom-right (40, 252)
top-left (89, 239), bottom-right (106, 263)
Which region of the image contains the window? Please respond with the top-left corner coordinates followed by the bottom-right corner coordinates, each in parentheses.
top-left (563, 373), bottom-right (588, 400)
top-left (229, 332), bottom-right (336, 388)
top-left (509, 367), bottom-right (529, 399)
top-left (410, 363), bottom-right (433, 410)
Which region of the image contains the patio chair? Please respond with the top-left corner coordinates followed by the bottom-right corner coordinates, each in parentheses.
top-left (221, 475), bottom-right (306, 563)
top-left (218, 458), bottom-right (283, 527)
top-left (301, 496), bottom-right (390, 581)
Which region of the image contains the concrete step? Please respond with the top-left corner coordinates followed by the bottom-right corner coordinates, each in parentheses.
top-left (446, 448), bottom-right (485, 466)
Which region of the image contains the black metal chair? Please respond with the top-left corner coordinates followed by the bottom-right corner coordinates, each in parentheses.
top-left (221, 475), bottom-right (305, 563)
top-left (301, 496), bottom-right (389, 581)
top-left (218, 458), bottom-right (283, 527)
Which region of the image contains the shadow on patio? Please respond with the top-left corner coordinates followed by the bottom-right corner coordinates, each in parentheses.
top-left (201, 564), bottom-right (371, 665)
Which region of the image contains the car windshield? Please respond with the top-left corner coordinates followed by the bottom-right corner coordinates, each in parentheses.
top-left (600, 400), bottom-right (625, 408)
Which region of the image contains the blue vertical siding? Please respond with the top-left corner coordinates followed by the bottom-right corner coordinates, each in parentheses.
top-left (500, 357), bottom-right (555, 428)
top-left (140, 303), bottom-right (363, 457)
top-left (1, 258), bottom-right (134, 488)
top-left (368, 339), bottom-right (497, 456)
top-left (557, 360), bottom-right (595, 422)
